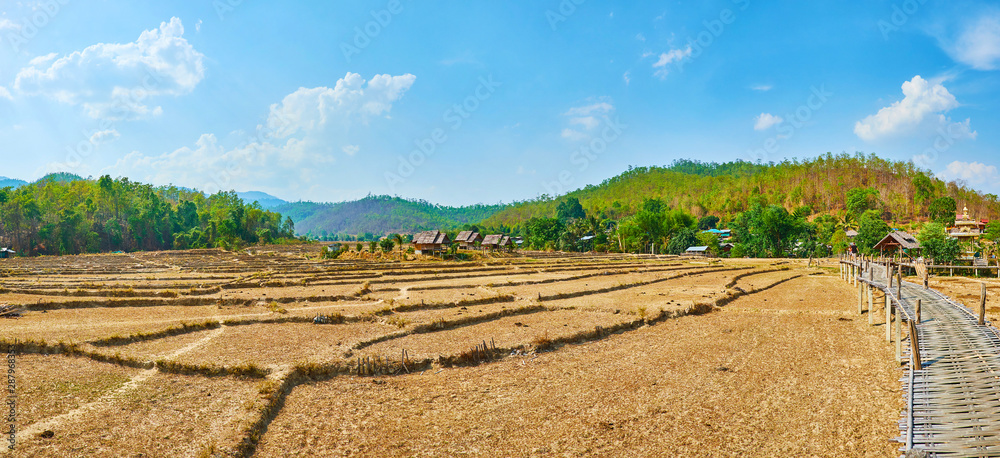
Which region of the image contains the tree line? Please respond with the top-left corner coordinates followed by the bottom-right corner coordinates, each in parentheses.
top-left (0, 175), bottom-right (295, 256)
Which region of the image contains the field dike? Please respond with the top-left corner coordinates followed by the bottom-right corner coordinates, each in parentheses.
top-left (90, 320), bottom-right (222, 346)
top-left (68, 294), bottom-right (521, 350)
top-left (535, 265), bottom-right (752, 301)
top-left (383, 264), bottom-right (696, 293)
top-left (308, 261), bottom-right (670, 290)
top-left (19, 293), bottom-right (363, 311)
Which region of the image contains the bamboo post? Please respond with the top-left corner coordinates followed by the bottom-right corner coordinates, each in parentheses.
top-left (869, 287), bottom-right (875, 325)
top-left (886, 293), bottom-right (893, 342)
top-left (909, 319), bottom-right (922, 370)
top-left (867, 285), bottom-right (874, 318)
top-left (896, 270), bottom-right (902, 303)
top-left (895, 305), bottom-right (902, 361)
top-left (857, 282), bottom-right (864, 316)
top-left (916, 299), bottom-right (921, 324)
top-left (980, 283), bottom-right (987, 326)
top-left (883, 289), bottom-right (888, 326)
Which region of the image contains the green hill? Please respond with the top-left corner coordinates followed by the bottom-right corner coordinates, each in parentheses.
top-left (481, 153), bottom-right (1000, 229)
top-left (277, 195), bottom-right (505, 238)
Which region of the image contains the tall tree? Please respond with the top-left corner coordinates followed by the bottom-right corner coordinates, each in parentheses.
top-left (928, 196), bottom-right (957, 226)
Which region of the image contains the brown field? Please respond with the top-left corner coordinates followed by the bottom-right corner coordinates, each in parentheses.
top-left (1, 248), bottom-right (903, 456)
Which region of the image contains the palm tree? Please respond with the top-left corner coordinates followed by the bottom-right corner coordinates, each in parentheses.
top-left (393, 233), bottom-right (404, 259)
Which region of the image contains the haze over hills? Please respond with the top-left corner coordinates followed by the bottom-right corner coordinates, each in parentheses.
top-left (275, 195), bottom-right (505, 238)
top-left (236, 191), bottom-right (288, 209)
top-left (0, 177), bottom-right (27, 189)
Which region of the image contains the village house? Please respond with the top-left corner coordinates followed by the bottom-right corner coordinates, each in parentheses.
top-left (684, 246), bottom-right (711, 257)
top-left (872, 231), bottom-right (921, 259)
top-left (412, 230), bottom-right (451, 255)
top-left (481, 234), bottom-right (514, 252)
top-left (454, 231), bottom-right (483, 250)
top-left (0, 248), bottom-right (14, 259)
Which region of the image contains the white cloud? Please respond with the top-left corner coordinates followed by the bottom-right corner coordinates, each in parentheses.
top-left (266, 72), bottom-right (415, 138)
top-left (516, 165), bottom-right (535, 175)
top-left (635, 33), bottom-right (645, 42)
top-left (0, 18), bottom-right (19, 31)
top-left (938, 161), bottom-right (1000, 185)
top-left (854, 75), bottom-right (975, 141)
top-left (652, 46), bottom-right (692, 79)
top-left (195, 19), bottom-right (203, 32)
top-left (623, 71), bottom-right (631, 86)
top-left (942, 12), bottom-right (1000, 70)
top-left (108, 73), bottom-right (415, 196)
top-left (561, 128), bottom-right (589, 141)
top-left (89, 129), bottom-right (120, 145)
top-left (753, 113), bottom-right (783, 131)
top-left (561, 99), bottom-right (615, 142)
top-left (751, 84), bottom-right (773, 92)
top-left (13, 17), bottom-right (204, 120)
top-left (570, 116), bottom-right (600, 130)
top-left (0, 86), bottom-right (11, 100)
top-left (564, 102), bottom-right (613, 117)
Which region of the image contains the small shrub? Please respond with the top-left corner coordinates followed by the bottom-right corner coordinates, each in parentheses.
top-left (386, 315), bottom-right (410, 328)
top-left (531, 331), bottom-right (552, 349)
top-left (266, 301), bottom-right (287, 314)
top-left (355, 281), bottom-right (372, 296)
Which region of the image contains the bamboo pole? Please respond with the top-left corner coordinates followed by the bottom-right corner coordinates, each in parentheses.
top-left (916, 299), bottom-right (921, 324)
top-left (886, 293), bottom-right (893, 342)
top-left (909, 318), bottom-right (922, 370)
top-left (867, 285), bottom-right (874, 318)
top-left (895, 303), bottom-right (902, 361)
top-left (869, 286), bottom-right (875, 325)
top-left (857, 282), bottom-right (864, 317)
top-left (980, 283), bottom-right (987, 326)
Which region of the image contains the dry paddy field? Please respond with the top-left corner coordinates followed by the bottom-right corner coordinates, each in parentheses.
top-left (1, 248), bottom-right (903, 457)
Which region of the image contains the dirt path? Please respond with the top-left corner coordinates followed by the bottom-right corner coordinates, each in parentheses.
top-left (7, 323), bottom-right (228, 448)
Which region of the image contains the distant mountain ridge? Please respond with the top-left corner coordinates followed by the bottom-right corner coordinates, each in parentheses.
top-left (0, 176), bottom-right (27, 188)
top-left (276, 195), bottom-right (506, 237)
top-left (1, 173), bottom-right (83, 189)
top-left (236, 191), bottom-right (288, 209)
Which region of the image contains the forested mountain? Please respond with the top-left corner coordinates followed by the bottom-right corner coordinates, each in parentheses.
top-left (0, 176), bottom-right (295, 256)
top-left (276, 195), bottom-right (505, 239)
top-left (481, 153), bottom-right (1000, 229)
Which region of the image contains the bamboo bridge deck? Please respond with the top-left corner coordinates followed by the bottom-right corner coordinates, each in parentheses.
top-left (843, 258), bottom-right (1000, 457)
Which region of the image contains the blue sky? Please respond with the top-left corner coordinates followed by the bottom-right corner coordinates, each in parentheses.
top-left (1, 0), bottom-right (999, 206)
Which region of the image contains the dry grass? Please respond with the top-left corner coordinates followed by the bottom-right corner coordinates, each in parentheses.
top-left (254, 275), bottom-right (902, 457)
top-left (0, 249), bottom-right (904, 456)
top-left (13, 372), bottom-right (260, 456)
